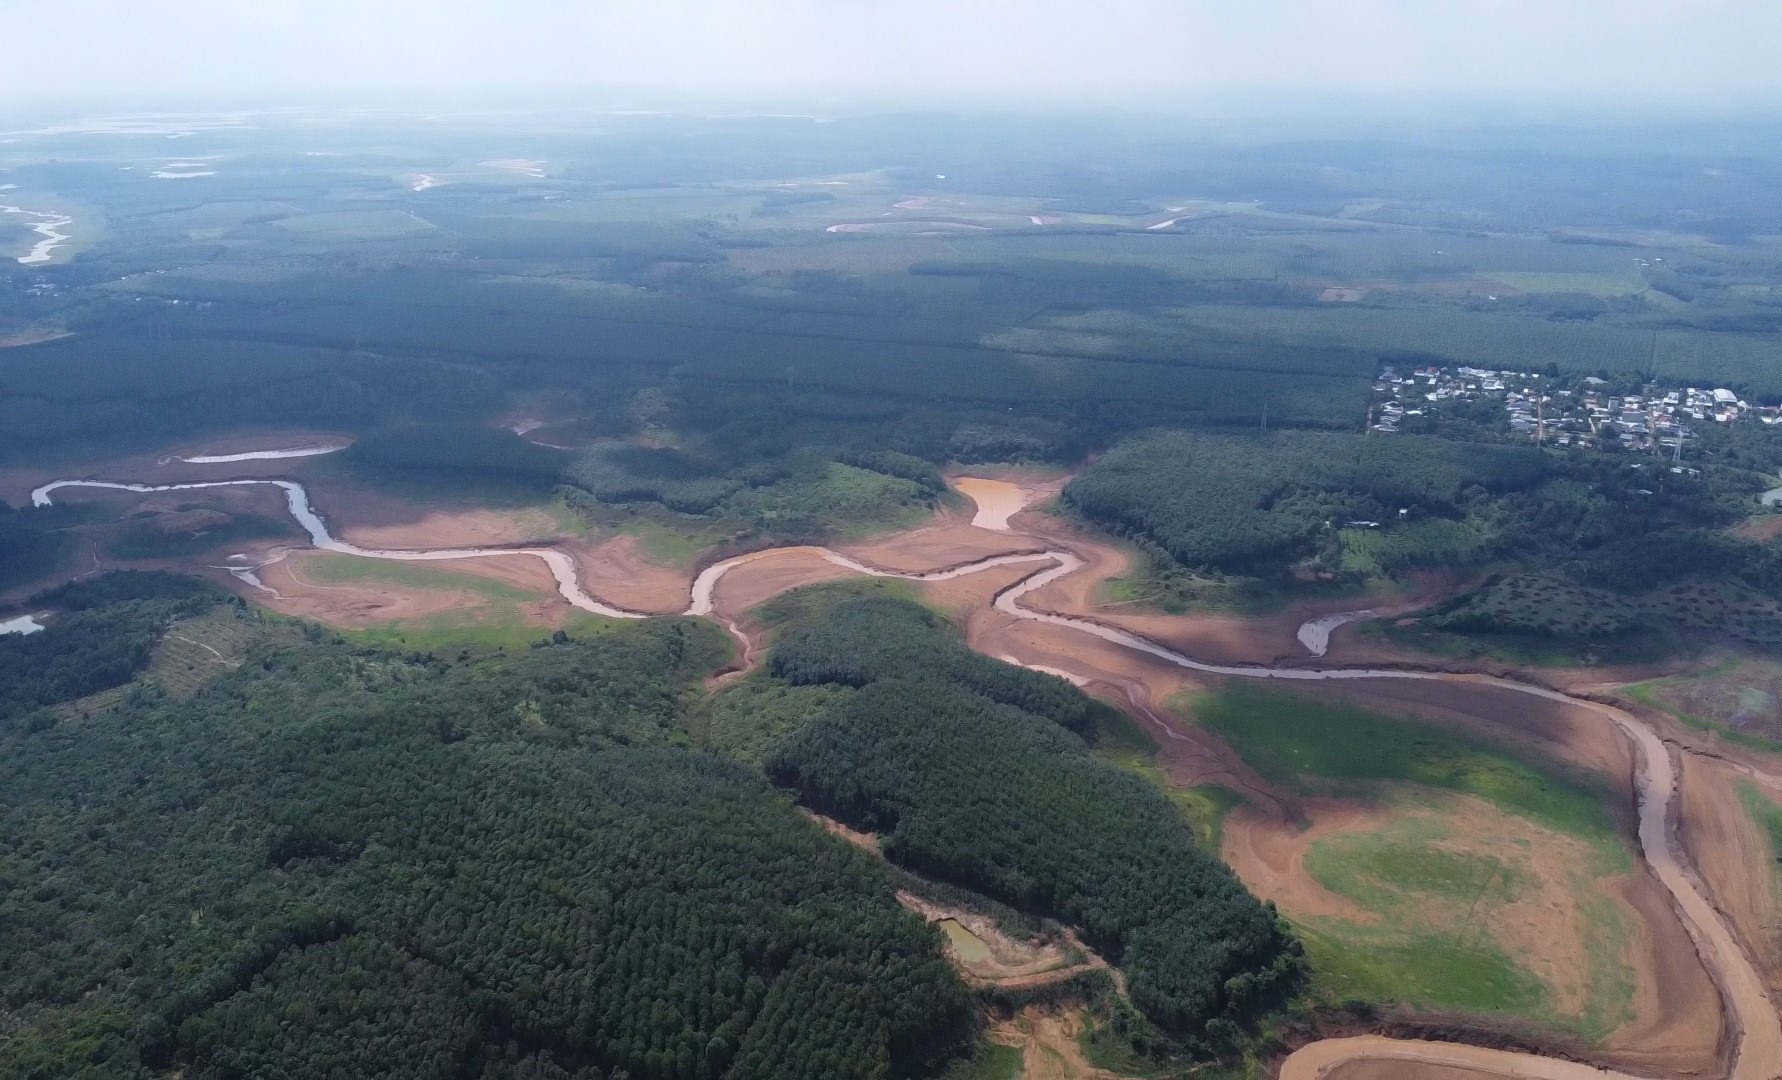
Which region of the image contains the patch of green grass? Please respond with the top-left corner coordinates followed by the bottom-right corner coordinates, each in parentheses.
top-left (624, 517), bottom-right (727, 568)
top-left (340, 608), bottom-right (625, 654)
top-left (1209, 691), bottom-right (1640, 1036)
top-left (749, 577), bottom-right (924, 636)
top-left (299, 552), bottom-right (628, 653)
top-left (1300, 805), bottom-right (1633, 1037)
top-left (1183, 684), bottom-right (1621, 843)
top-left (561, 499), bottom-right (729, 569)
top-left (702, 675), bottom-right (851, 763)
top-left (1299, 924), bottom-right (1547, 1017)
top-left (1092, 705), bottom-right (1241, 848)
top-left (1737, 782), bottom-right (1782, 880)
top-left (1337, 517), bottom-right (1496, 577)
top-left (300, 553), bottom-right (538, 600)
top-left (541, 498), bottom-right (591, 537)
top-left (1622, 662), bottom-right (1782, 753)
top-left (1309, 835), bottom-right (1522, 906)
top-left (940, 1041), bottom-right (1022, 1080)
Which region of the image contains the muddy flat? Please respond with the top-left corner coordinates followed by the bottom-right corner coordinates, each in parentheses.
top-left (26, 457), bottom-right (1779, 1080)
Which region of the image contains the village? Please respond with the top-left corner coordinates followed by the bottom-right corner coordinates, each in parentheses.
top-left (1369, 363), bottom-right (1782, 452)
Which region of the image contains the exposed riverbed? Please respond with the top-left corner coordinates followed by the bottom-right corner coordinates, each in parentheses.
top-left (2, 203), bottom-right (74, 264)
top-left (30, 472), bottom-right (1779, 1080)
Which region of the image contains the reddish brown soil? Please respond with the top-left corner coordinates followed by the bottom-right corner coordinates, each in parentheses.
top-left (1730, 516), bottom-right (1782, 543)
top-left (1223, 799), bottom-right (1384, 923)
top-left (1678, 753), bottom-right (1782, 992)
top-left (260, 554), bottom-right (480, 627)
top-left (21, 453), bottom-right (1761, 1079)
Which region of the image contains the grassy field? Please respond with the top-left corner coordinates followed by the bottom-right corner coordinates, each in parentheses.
top-left (297, 552), bottom-right (626, 652)
top-left (1623, 652), bottom-right (1782, 749)
top-left (940, 1042), bottom-right (1023, 1080)
top-left (1184, 684), bottom-right (1637, 1034)
top-left (1296, 798), bottom-right (1634, 1035)
top-left (1093, 704), bottom-right (1241, 847)
top-left (1337, 518), bottom-right (1496, 578)
top-left (1185, 684), bottom-right (1621, 840)
top-left (1737, 782), bottom-right (1782, 891)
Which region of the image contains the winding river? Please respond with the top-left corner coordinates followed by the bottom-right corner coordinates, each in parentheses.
top-left (29, 476), bottom-right (1780, 1080)
top-left (3, 203), bottom-right (74, 265)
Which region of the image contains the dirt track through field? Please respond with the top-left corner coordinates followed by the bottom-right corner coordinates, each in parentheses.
top-left (32, 470), bottom-right (1780, 1080)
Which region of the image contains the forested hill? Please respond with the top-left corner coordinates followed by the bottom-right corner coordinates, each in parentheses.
top-left (0, 572), bottom-right (230, 720)
top-left (0, 594), bottom-right (970, 1080)
top-left (1063, 429), bottom-right (1782, 636)
top-left (744, 591), bottom-right (1304, 1049)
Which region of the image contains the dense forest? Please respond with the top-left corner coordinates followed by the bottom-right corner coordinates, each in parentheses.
top-left (1064, 430), bottom-right (1548, 573)
top-left (0, 499), bottom-right (67, 591)
top-left (0, 572), bottom-right (229, 719)
top-left (1065, 428), bottom-right (1782, 648)
top-left (749, 593), bottom-right (1303, 1049)
top-left (0, 588), bottom-right (972, 1080)
top-left (0, 566), bottom-right (1313, 1075)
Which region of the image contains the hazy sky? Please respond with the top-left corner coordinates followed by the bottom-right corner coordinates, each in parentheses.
top-left (4, 0), bottom-right (1781, 110)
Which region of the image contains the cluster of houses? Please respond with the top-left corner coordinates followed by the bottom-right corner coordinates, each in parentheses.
top-left (1371, 365), bottom-right (1782, 451)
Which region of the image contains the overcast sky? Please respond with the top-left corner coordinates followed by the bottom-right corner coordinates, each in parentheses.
top-left (4, 0), bottom-right (1780, 112)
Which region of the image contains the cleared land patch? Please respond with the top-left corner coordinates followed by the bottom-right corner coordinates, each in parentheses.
top-left (51, 605), bottom-right (299, 721)
top-left (1296, 794), bottom-right (1635, 1035)
top-left (1192, 684), bottom-right (1637, 1036)
top-left (1626, 651), bottom-right (1782, 747)
top-left (274, 551), bottom-right (618, 651)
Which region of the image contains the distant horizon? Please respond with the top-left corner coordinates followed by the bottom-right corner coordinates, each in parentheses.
top-left (5, 1), bottom-right (1782, 115)
top-left (6, 92), bottom-right (1782, 139)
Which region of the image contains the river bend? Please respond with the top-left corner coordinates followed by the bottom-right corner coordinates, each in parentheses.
top-left (31, 476), bottom-right (1779, 1080)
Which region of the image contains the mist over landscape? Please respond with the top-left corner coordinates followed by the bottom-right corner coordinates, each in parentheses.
top-left (2, 4), bottom-right (1782, 1080)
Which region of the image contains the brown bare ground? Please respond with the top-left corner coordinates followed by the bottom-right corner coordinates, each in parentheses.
top-left (556, 535), bottom-right (692, 613)
top-left (1323, 1059), bottom-right (1506, 1080)
top-left (987, 1007), bottom-right (1131, 1080)
top-left (840, 516), bottom-right (1040, 574)
top-left (259, 553), bottom-right (488, 627)
top-left (1678, 753), bottom-right (1782, 992)
top-left (315, 489), bottom-right (558, 549)
top-left (254, 550), bottom-right (563, 629)
top-left (27, 456), bottom-right (1760, 1078)
top-left (709, 548), bottom-right (861, 615)
top-left (1223, 799), bottom-right (1386, 924)
top-left (802, 809), bottom-right (880, 854)
top-left (1730, 516), bottom-right (1782, 543)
